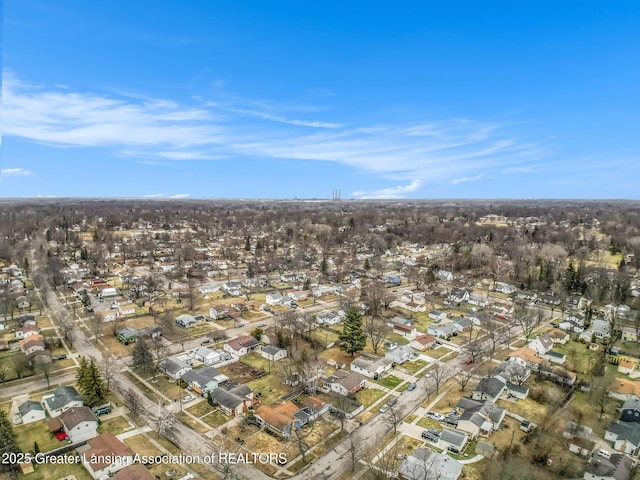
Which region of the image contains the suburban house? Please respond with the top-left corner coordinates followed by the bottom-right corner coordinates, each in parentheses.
top-left (471, 377), bottom-right (507, 403)
top-left (544, 350), bottom-right (566, 365)
top-left (42, 386), bottom-right (84, 417)
top-left (159, 357), bottom-right (192, 380)
top-left (437, 270), bottom-right (453, 282)
top-left (493, 360), bottom-right (531, 385)
top-left (209, 305), bottom-right (231, 320)
top-left (385, 344), bottom-right (414, 365)
top-left (195, 347), bottom-right (231, 365)
top-left (392, 322), bottom-right (418, 339)
top-left (182, 366), bottom-right (229, 396)
top-left (207, 384), bottom-right (254, 416)
top-left (79, 434), bottom-right (134, 479)
top-left (449, 288), bottom-right (470, 304)
top-left (58, 406), bottom-right (99, 443)
top-left (494, 282), bottom-right (516, 295)
top-left (175, 314), bottom-right (198, 328)
top-left (468, 293), bottom-right (489, 308)
top-left (223, 336), bottom-right (261, 357)
top-left (116, 325), bottom-right (161, 344)
top-left (287, 290), bottom-right (310, 302)
top-left (583, 453), bottom-right (634, 480)
top-left (260, 345), bottom-right (288, 362)
top-left (508, 348), bottom-right (544, 370)
top-left (439, 429), bottom-right (469, 454)
top-left (528, 334), bottom-right (554, 355)
top-left (350, 355), bottom-right (393, 379)
top-left (15, 325), bottom-right (40, 340)
top-left (315, 311), bottom-right (343, 325)
top-left (564, 422), bottom-right (596, 458)
top-left (18, 400), bottom-right (46, 424)
top-left (452, 317), bottom-right (473, 333)
top-left (605, 421), bottom-right (640, 456)
top-left (618, 360), bottom-right (636, 376)
top-left (326, 370), bottom-right (366, 396)
top-left (591, 319), bottom-right (611, 340)
top-left (456, 397), bottom-right (506, 439)
top-left (547, 328), bottom-right (570, 345)
top-left (428, 310), bottom-right (448, 323)
top-left (516, 290), bottom-right (537, 302)
top-left (253, 401), bottom-right (313, 439)
top-left (427, 323), bottom-right (457, 339)
top-left (19, 335), bottom-right (46, 355)
top-left (118, 304), bottom-right (136, 317)
top-left (620, 397), bottom-right (640, 423)
top-left (265, 293), bottom-right (284, 305)
top-left (410, 334), bottom-right (437, 351)
top-left (608, 378), bottom-right (640, 401)
top-left (621, 327), bottom-right (638, 342)
top-left (396, 448), bottom-right (462, 480)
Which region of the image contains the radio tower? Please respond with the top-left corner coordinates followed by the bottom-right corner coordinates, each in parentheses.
top-left (332, 189), bottom-right (341, 201)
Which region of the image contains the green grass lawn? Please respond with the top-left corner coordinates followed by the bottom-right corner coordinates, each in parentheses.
top-left (241, 352), bottom-right (271, 371)
top-left (386, 332), bottom-right (411, 345)
top-left (376, 375), bottom-right (403, 389)
top-left (200, 409), bottom-right (232, 428)
top-left (423, 346), bottom-right (452, 359)
top-left (416, 417), bottom-right (442, 430)
top-left (185, 400), bottom-right (215, 418)
top-left (98, 416), bottom-right (132, 436)
top-left (356, 388), bottom-right (386, 408)
top-left (15, 420), bottom-right (61, 453)
top-left (27, 454), bottom-right (93, 480)
top-left (247, 374), bottom-right (293, 404)
top-left (402, 359), bottom-right (427, 374)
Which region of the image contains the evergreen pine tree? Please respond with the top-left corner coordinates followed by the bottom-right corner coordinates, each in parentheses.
top-left (320, 258), bottom-right (328, 277)
top-left (84, 360), bottom-right (108, 407)
top-left (339, 306), bottom-right (367, 356)
top-left (76, 356), bottom-right (89, 391)
top-left (131, 339), bottom-right (154, 374)
top-left (34, 441), bottom-right (40, 455)
top-left (0, 409), bottom-right (19, 456)
top-left (364, 258), bottom-right (370, 271)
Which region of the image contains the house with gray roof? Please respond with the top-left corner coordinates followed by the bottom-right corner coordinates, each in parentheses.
top-left (396, 448), bottom-right (462, 480)
top-left (159, 357), bottom-right (192, 380)
top-left (18, 400), bottom-right (46, 424)
top-left (456, 398), bottom-right (506, 438)
top-left (42, 386), bottom-right (84, 417)
top-left (439, 429), bottom-right (468, 454)
top-left (207, 384), bottom-right (253, 416)
top-left (471, 377), bottom-right (506, 403)
top-left (385, 344), bottom-right (414, 365)
top-left (427, 323), bottom-right (456, 339)
top-left (350, 355), bottom-right (393, 379)
top-left (260, 345), bottom-right (287, 362)
top-left (605, 421), bottom-right (640, 456)
top-left (584, 453), bottom-right (634, 480)
top-left (182, 366), bottom-right (229, 397)
top-left (620, 397), bottom-right (640, 424)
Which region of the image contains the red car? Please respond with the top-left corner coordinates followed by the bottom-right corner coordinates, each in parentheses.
top-left (465, 358), bottom-right (473, 364)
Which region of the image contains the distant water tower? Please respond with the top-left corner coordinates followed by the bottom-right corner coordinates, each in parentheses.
top-left (332, 189), bottom-right (341, 201)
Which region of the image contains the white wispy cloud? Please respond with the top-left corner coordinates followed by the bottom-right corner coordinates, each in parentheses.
top-left (1, 168), bottom-right (34, 177)
top-left (143, 193), bottom-right (165, 198)
top-left (353, 180), bottom-right (423, 199)
top-left (451, 174), bottom-right (485, 185)
top-left (3, 70), bottom-right (545, 186)
top-left (170, 194), bottom-right (190, 199)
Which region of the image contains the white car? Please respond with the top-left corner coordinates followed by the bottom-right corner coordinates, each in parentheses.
top-left (426, 411), bottom-right (444, 421)
top-left (182, 395), bottom-right (196, 403)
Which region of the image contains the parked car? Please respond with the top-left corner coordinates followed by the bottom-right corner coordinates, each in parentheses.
top-left (421, 429), bottom-right (441, 442)
top-left (465, 358), bottom-right (473, 364)
top-left (388, 397), bottom-right (398, 406)
top-left (379, 404), bottom-right (389, 413)
top-left (426, 411), bottom-right (444, 421)
top-left (407, 383), bottom-right (417, 391)
top-left (200, 338), bottom-right (211, 345)
top-left (53, 354), bottom-right (68, 361)
top-left (182, 395), bottom-right (196, 403)
top-left (443, 416), bottom-right (459, 426)
top-left (234, 322), bottom-right (245, 328)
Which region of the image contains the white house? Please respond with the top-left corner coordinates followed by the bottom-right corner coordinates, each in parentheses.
top-left (18, 400), bottom-right (46, 424)
top-left (350, 356), bottom-right (393, 379)
top-left (528, 334), bottom-right (554, 355)
top-left (224, 336), bottom-right (261, 357)
top-left (265, 293), bottom-right (284, 305)
top-left (195, 347), bottom-right (230, 365)
top-left (260, 345), bottom-right (288, 362)
top-left (384, 345), bottom-right (414, 365)
top-left (160, 357), bottom-right (192, 380)
top-left (42, 386), bottom-right (84, 417)
top-left (326, 370), bottom-right (366, 396)
top-left (59, 407), bottom-right (99, 443)
top-left (80, 434), bottom-right (134, 479)
top-left (428, 310), bottom-right (448, 323)
top-left (118, 305), bottom-right (136, 316)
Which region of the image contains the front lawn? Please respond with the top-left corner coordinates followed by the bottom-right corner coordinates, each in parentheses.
top-left (402, 359), bottom-right (427, 375)
top-left (98, 416), bottom-right (132, 436)
top-left (376, 375), bottom-right (403, 389)
top-left (356, 388), bottom-right (386, 408)
top-left (247, 374), bottom-right (293, 404)
top-left (423, 346), bottom-right (452, 359)
top-left (15, 420), bottom-right (60, 453)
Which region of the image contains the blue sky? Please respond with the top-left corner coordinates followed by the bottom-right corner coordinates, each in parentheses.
top-left (1, 1), bottom-right (639, 199)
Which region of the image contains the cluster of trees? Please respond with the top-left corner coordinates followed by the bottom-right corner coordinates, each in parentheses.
top-left (76, 356), bottom-right (108, 407)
